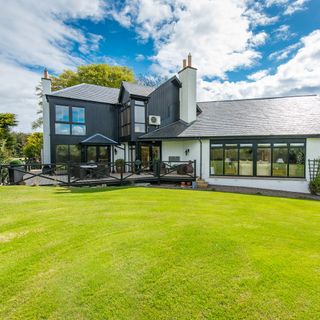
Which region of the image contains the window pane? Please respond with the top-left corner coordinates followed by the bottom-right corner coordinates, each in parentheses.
top-left (239, 147), bottom-right (253, 176)
top-left (72, 107), bottom-right (85, 123)
top-left (273, 147), bottom-right (288, 176)
top-left (55, 105), bottom-right (69, 122)
top-left (72, 124), bottom-right (86, 135)
top-left (210, 148), bottom-right (223, 175)
top-left (289, 147), bottom-right (305, 177)
top-left (257, 147), bottom-right (271, 176)
top-left (55, 123), bottom-right (70, 135)
top-left (56, 145), bottom-right (68, 163)
top-left (135, 123), bottom-right (145, 133)
top-left (98, 146), bottom-right (109, 162)
top-left (69, 145), bottom-right (81, 163)
top-left (135, 100), bottom-right (145, 106)
top-left (135, 106), bottom-right (145, 123)
top-left (224, 148), bottom-right (238, 175)
top-left (87, 146), bottom-right (96, 163)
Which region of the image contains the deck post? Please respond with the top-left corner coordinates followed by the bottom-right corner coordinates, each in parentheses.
top-left (194, 160), bottom-right (197, 180)
top-left (67, 162), bottom-right (71, 186)
top-left (157, 161), bottom-right (161, 185)
top-left (120, 164), bottom-right (124, 185)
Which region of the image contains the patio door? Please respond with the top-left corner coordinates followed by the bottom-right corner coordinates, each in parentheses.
top-left (86, 146), bottom-right (110, 163)
top-left (139, 142), bottom-right (161, 170)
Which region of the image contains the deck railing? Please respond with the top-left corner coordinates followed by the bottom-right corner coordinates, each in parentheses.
top-left (0, 160), bottom-right (197, 186)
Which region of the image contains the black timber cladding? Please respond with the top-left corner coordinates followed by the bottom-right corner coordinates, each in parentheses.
top-left (147, 76), bottom-right (180, 132)
top-left (48, 96), bottom-right (119, 162)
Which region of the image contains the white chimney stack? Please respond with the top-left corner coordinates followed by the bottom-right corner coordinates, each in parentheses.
top-left (42, 68), bottom-right (51, 164)
top-left (178, 53), bottom-right (197, 123)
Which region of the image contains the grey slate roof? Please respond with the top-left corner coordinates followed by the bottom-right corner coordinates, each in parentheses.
top-left (49, 83), bottom-right (120, 104)
top-left (80, 133), bottom-right (118, 145)
top-left (140, 95), bottom-right (320, 139)
top-left (122, 81), bottom-right (155, 97)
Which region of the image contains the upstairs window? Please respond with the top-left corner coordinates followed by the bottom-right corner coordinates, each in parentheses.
top-left (55, 105), bottom-right (86, 135)
top-left (134, 100), bottom-right (146, 133)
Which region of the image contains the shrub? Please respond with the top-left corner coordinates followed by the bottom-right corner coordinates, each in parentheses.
top-left (115, 159), bottom-right (124, 167)
top-left (9, 159), bottom-right (24, 166)
top-left (309, 176), bottom-right (320, 195)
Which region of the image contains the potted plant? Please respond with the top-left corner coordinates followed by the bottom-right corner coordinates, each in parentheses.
top-left (115, 159), bottom-right (125, 173)
top-left (9, 159), bottom-right (25, 184)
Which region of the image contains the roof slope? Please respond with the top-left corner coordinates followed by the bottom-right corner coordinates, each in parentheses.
top-left (49, 83), bottom-right (120, 104)
top-left (80, 133), bottom-right (118, 145)
top-left (140, 95), bottom-right (320, 139)
top-left (122, 81), bottom-right (155, 97)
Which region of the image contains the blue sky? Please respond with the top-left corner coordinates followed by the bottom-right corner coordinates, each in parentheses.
top-left (0, 0), bottom-right (319, 131)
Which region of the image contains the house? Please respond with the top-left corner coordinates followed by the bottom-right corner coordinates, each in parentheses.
top-left (42, 55), bottom-right (320, 193)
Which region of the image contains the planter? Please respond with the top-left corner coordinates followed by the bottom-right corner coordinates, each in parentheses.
top-left (9, 166), bottom-right (24, 184)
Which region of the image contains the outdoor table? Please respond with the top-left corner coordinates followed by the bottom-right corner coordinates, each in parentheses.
top-left (80, 164), bottom-right (98, 179)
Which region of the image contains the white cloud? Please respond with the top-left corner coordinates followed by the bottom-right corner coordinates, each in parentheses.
top-left (247, 69), bottom-right (269, 81)
top-left (0, 0), bottom-right (106, 132)
top-left (135, 54), bottom-right (146, 62)
top-left (198, 30), bottom-right (320, 101)
top-left (284, 0), bottom-right (309, 15)
top-left (273, 24), bottom-right (296, 41)
top-left (265, 0), bottom-right (310, 15)
top-left (108, 0), bottom-right (273, 79)
top-left (268, 42), bottom-right (302, 61)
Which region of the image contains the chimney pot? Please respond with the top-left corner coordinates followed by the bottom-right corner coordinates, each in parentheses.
top-left (183, 59), bottom-right (187, 68)
top-left (188, 53), bottom-right (192, 67)
top-left (43, 68), bottom-right (49, 79)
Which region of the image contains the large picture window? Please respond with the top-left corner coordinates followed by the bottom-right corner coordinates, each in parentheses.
top-left (55, 105), bottom-right (86, 135)
top-left (120, 104), bottom-right (131, 137)
top-left (210, 140), bottom-right (305, 178)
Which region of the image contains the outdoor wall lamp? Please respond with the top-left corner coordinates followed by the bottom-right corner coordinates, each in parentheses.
top-left (114, 148), bottom-right (117, 155)
top-left (185, 149), bottom-right (190, 156)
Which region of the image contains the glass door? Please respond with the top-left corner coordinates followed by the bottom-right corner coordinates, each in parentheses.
top-left (141, 146), bottom-right (150, 169)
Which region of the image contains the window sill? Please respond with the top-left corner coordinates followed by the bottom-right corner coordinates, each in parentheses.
top-left (209, 175), bottom-right (306, 181)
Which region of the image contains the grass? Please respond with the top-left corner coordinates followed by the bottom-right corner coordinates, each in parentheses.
top-left (1, 186), bottom-right (320, 319)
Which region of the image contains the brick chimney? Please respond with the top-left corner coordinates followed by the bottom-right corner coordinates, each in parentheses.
top-left (178, 53), bottom-right (197, 123)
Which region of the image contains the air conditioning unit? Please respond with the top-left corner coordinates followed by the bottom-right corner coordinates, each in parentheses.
top-left (148, 115), bottom-right (161, 126)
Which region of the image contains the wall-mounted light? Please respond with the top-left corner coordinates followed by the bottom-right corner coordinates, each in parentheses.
top-left (114, 148), bottom-right (117, 155)
top-left (185, 149), bottom-right (190, 156)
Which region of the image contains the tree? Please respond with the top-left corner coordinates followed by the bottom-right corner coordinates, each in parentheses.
top-left (32, 64), bottom-right (136, 129)
top-left (0, 113), bottom-right (17, 162)
top-left (11, 132), bottom-right (29, 157)
top-left (23, 132), bottom-right (43, 160)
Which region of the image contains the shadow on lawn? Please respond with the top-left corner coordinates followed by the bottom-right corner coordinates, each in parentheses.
top-left (54, 185), bottom-right (136, 194)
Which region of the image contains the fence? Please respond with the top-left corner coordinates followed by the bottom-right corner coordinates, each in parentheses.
top-left (308, 159), bottom-right (320, 181)
top-left (0, 160), bottom-right (197, 187)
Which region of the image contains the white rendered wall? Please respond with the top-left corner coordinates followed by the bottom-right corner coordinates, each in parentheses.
top-left (178, 67), bottom-right (197, 123)
top-left (42, 78), bottom-right (51, 164)
top-left (161, 138), bottom-right (320, 193)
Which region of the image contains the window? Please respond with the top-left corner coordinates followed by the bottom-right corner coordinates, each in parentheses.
top-left (210, 140), bottom-right (305, 178)
top-left (55, 105), bottom-right (86, 135)
top-left (72, 107), bottom-right (85, 123)
top-left (72, 124), bottom-right (86, 135)
top-left (55, 123), bottom-right (70, 135)
top-left (224, 145), bottom-right (238, 175)
top-left (69, 145), bottom-right (81, 163)
top-left (55, 145), bottom-right (69, 163)
top-left (239, 144), bottom-right (253, 176)
top-left (55, 106), bottom-right (69, 122)
top-left (257, 144), bottom-right (271, 176)
top-left (134, 100), bottom-right (146, 133)
top-left (56, 145), bottom-right (81, 163)
top-left (272, 143), bottom-right (288, 177)
top-left (210, 144), bottom-right (223, 175)
top-left (289, 143), bottom-right (305, 177)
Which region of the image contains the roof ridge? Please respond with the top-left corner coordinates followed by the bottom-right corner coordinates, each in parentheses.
top-left (197, 94), bottom-right (318, 104)
top-left (51, 83), bottom-right (86, 94)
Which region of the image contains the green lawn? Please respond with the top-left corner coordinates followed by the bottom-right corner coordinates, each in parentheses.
top-left (1, 186), bottom-right (320, 319)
